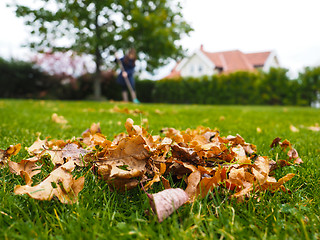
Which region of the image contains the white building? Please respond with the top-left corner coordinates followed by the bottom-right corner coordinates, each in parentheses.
top-left (166, 45), bottom-right (280, 78)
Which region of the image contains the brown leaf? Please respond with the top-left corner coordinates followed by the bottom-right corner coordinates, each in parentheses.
top-left (197, 168), bottom-right (222, 198)
top-left (288, 148), bottom-right (303, 164)
top-left (294, 158), bottom-right (303, 164)
top-left (161, 176), bottom-right (171, 189)
top-left (270, 137), bottom-right (281, 148)
top-left (232, 186), bottom-right (253, 199)
top-left (161, 127), bottom-right (184, 143)
top-left (6, 144), bottom-right (22, 156)
top-left (280, 139), bottom-right (291, 151)
top-left (229, 167), bottom-right (254, 190)
top-left (290, 125), bottom-right (299, 132)
top-left (42, 143), bottom-right (90, 166)
top-left (307, 123), bottom-right (320, 132)
top-left (27, 136), bottom-right (48, 156)
top-left (110, 106), bottom-right (146, 116)
top-left (14, 161), bottom-right (84, 204)
top-left (52, 113), bottom-right (68, 125)
top-left (184, 170), bottom-right (201, 201)
top-left (260, 173), bottom-right (295, 192)
top-left (144, 171), bottom-right (161, 190)
top-left (171, 144), bottom-right (200, 164)
top-left (125, 118), bottom-right (143, 137)
top-left (147, 188), bottom-right (189, 222)
top-left (61, 143), bottom-right (90, 166)
top-left (97, 135), bottom-right (150, 189)
top-left (8, 158), bottom-right (41, 185)
top-left (232, 145), bottom-right (251, 164)
top-left (0, 144), bottom-right (22, 168)
top-left (253, 157), bottom-right (269, 175)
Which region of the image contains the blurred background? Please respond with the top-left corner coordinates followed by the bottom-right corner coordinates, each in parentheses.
top-left (0, 0), bottom-right (319, 106)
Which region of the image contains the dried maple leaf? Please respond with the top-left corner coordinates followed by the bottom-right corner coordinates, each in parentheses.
top-left (259, 173), bottom-right (295, 192)
top-left (27, 135), bottom-right (48, 156)
top-left (252, 156), bottom-right (270, 185)
top-left (161, 127), bottom-right (184, 143)
top-left (0, 144), bottom-right (21, 168)
top-left (96, 135), bottom-right (151, 190)
top-left (14, 161), bottom-right (84, 204)
top-left (52, 113), bottom-right (68, 125)
top-left (270, 138), bottom-right (303, 165)
top-left (81, 122), bottom-right (101, 137)
top-left (307, 123), bottom-right (320, 132)
top-left (6, 117), bottom-right (298, 211)
top-left (197, 167), bottom-right (223, 198)
top-left (144, 163), bottom-right (167, 190)
top-left (290, 125), bottom-right (299, 132)
top-left (8, 158), bottom-right (41, 185)
top-left (184, 170), bottom-right (201, 201)
top-left (232, 145), bottom-right (251, 164)
top-left (110, 106), bottom-right (146, 116)
top-left (270, 137), bottom-right (281, 148)
top-left (171, 144), bottom-right (200, 165)
top-left (287, 148), bottom-right (303, 164)
top-left (42, 143), bottom-right (90, 166)
top-left (125, 118), bottom-right (143, 137)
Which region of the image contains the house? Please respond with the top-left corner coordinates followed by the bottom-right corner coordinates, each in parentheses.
top-left (166, 45), bottom-right (280, 78)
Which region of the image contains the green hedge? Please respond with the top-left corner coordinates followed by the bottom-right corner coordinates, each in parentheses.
top-left (0, 58), bottom-right (59, 99)
top-left (148, 67), bottom-right (320, 105)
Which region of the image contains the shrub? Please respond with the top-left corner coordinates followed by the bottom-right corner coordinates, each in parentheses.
top-left (151, 68), bottom-right (315, 105)
top-left (298, 66), bottom-right (320, 106)
top-left (0, 57), bottom-right (59, 99)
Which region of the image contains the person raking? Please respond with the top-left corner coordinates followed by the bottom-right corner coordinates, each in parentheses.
top-left (115, 48), bottom-right (140, 103)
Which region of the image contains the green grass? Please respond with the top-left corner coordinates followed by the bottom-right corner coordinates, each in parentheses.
top-left (1, 99), bottom-right (319, 239)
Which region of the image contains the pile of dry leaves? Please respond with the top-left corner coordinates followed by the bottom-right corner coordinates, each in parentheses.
top-left (0, 118), bottom-right (301, 222)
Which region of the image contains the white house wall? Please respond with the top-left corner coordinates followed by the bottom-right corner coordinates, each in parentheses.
top-left (263, 52), bottom-right (280, 72)
top-left (180, 54), bottom-right (214, 77)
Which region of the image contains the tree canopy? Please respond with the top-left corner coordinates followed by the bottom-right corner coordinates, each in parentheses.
top-left (11, 0), bottom-right (192, 99)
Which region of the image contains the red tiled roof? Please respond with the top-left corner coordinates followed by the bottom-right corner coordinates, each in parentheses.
top-left (165, 48), bottom-right (272, 78)
top-left (202, 50), bottom-right (255, 73)
top-left (245, 51), bottom-right (271, 67)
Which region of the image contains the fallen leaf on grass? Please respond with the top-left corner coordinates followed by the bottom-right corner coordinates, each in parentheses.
top-left (8, 158), bottom-right (41, 185)
top-left (307, 123), bottom-right (320, 132)
top-left (146, 188), bottom-right (189, 222)
top-left (184, 170), bottom-right (201, 201)
top-left (154, 109), bottom-right (164, 115)
top-left (42, 143), bottom-right (90, 166)
top-left (52, 113), bottom-right (68, 127)
top-left (290, 125), bottom-right (299, 132)
top-left (219, 116), bottom-right (225, 121)
top-left (5, 118), bottom-right (299, 216)
top-left (14, 161), bottom-right (84, 204)
top-left (110, 105), bottom-right (147, 116)
top-left (96, 134), bottom-right (151, 190)
top-left (0, 144), bottom-right (21, 168)
top-left (26, 135), bottom-right (48, 155)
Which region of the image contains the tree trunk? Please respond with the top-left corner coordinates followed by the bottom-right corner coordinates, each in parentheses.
top-left (94, 47), bottom-right (102, 100)
top-left (93, 6), bottom-right (102, 100)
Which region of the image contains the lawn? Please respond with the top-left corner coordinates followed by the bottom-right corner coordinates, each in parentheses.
top-left (0, 99), bottom-right (319, 239)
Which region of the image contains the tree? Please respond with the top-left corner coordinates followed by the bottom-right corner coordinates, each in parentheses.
top-left (11, 0), bottom-right (192, 100)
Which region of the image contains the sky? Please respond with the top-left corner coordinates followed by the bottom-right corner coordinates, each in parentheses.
top-left (1, 0), bottom-right (320, 78)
